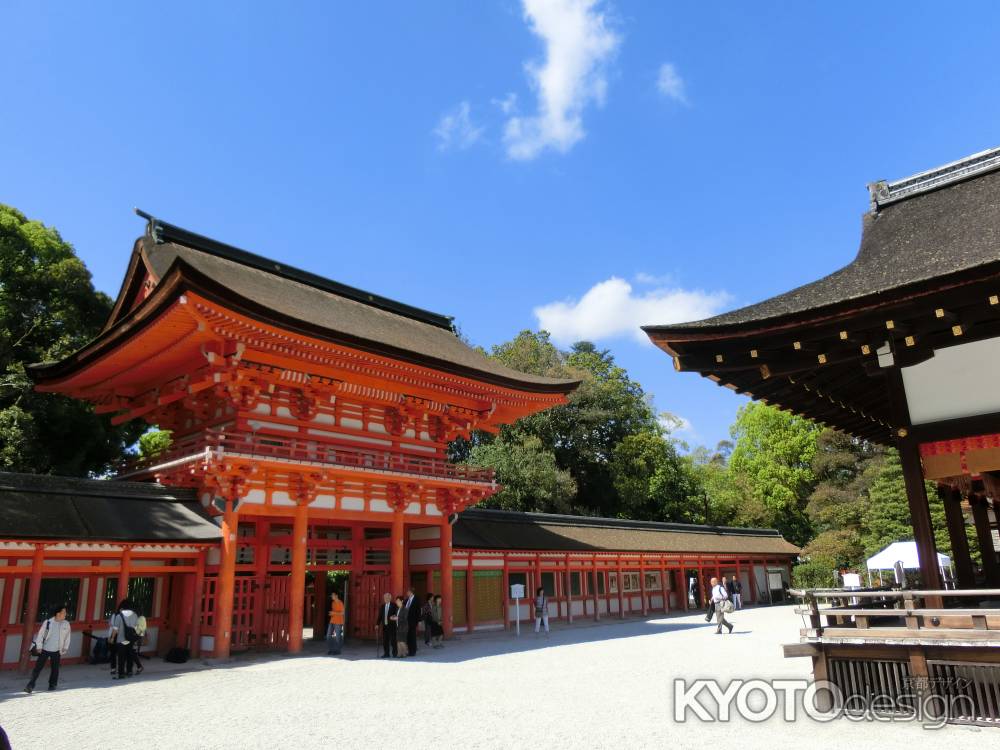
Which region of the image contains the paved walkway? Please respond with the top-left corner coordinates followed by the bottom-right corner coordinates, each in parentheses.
top-left (0, 606), bottom-right (992, 749)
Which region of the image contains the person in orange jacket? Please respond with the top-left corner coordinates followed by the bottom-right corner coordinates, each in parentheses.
top-left (327, 590), bottom-right (346, 655)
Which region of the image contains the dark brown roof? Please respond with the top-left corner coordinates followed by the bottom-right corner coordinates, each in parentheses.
top-left (454, 508), bottom-right (800, 556)
top-left (644, 148), bottom-right (1000, 335)
top-left (0, 472), bottom-right (220, 543)
top-left (74, 213), bottom-right (574, 394)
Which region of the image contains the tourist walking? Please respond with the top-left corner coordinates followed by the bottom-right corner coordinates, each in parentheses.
top-left (422, 593), bottom-right (435, 647)
top-left (710, 577), bottom-right (733, 634)
top-left (733, 580), bottom-right (743, 610)
top-left (377, 592), bottom-right (398, 658)
top-left (327, 590), bottom-right (345, 655)
top-left (431, 594), bottom-right (444, 648)
top-left (534, 587), bottom-right (549, 635)
top-left (108, 598), bottom-right (140, 679)
top-left (404, 587), bottom-right (419, 656)
top-left (24, 604), bottom-right (71, 693)
top-left (394, 595), bottom-right (409, 657)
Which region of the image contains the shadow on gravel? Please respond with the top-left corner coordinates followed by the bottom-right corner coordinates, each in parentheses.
top-left (0, 609), bottom-right (769, 696)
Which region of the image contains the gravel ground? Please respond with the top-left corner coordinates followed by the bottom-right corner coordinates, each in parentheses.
top-left (0, 606), bottom-right (992, 749)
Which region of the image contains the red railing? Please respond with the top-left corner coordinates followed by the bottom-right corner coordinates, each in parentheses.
top-left (128, 429), bottom-right (495, 484)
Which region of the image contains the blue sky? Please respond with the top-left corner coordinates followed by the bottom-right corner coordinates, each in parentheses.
top-left (4, 1), bottom-right (1000, 449)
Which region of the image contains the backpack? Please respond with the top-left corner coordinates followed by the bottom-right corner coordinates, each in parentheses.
top-left (91, 637), bottom-right (111, 664)
top-left (164, 647), bottom-right (189, 664)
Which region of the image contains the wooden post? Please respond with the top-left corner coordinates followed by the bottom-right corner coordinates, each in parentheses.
top-left (117, 546), bottom-right (132, 605)
top-left (592, 558), bottom-right (600, 621)
top-left (466, 559), bottom-right (475, 633)
top-left (18, 545), bottom-right (44, 673)
top-left (616, 556), bottom-right (624, 619)
top-left (886, 370), bottom-right (942, 591)
top-left (639, 556), bottom-right (648, 616)
top-left (191, 548), bottom-right (206, 657)
top-left (502, 555), bottom-right (510, 631)
top-left (288, 502), bottom-right (308, 653)
top-left (940, 486), bottom-right (975, 588)
top-left (312, 569), bottom-right (327, 641)
top-left (390, 509), bottom-right (404, 596)
top-left (971, 495), bottom-right (1000, 587)
top-left (565, 554), bottom-right (573, 624)
top-left (440, 517), bottom-right (453, 637)
top-left (659, 559), bottom-right (669, 613)
top-left (214, 499), bottom-right (239, 659)
top-left (748, 558), bottom-right (758, 604)
top-left (253, 520), bottom-right (270, 647)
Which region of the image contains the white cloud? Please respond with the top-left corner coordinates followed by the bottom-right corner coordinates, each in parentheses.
top-left (492, 92), bottom-right (519, 115)
top-left (433, 101), bottom-right (484, 151)
top-left (656, 62), bottom-right (687, 104)
top-left (634, 271), bottom-right (674, 286)
top-left (503, 0), bottom-right (620, 160)
top-left (533, 276), bottom-right (730, 345)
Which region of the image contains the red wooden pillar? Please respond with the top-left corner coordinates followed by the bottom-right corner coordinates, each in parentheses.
top-left (502, 554), bottom-right (510, 631)
top-left (565, 554), bottom-right (573, 624)
top-left (117, 546), bottom-right (132, 605)
top-left (748, 557), bottom-right (759, 604)
top-left (176, 569), bottom-right (194, 650)
top-left (592, 558), bottom-right (600, 621)
top-left (466, 556), bottom-right (475, 633)
top-left (191, 548), bottom-right (206, 657)
top-left (214, 499), bottom-right (239, 659)
top-left (390, 509), bottom-right (404, 596)
top-left (639, 556), bottom-right (648, 616)
top-left (288, 502), bottom-right (309, 653)
top-left (616, 556), bottom-right (624, 619)
top-left (440, 517), bottom-right (454, 637)
top-left (659, 559), bottom-right (669, 613)
top-left (312, 569), bottom-right (328, 641)
top-left (18, 545), bottom-right (45, 672)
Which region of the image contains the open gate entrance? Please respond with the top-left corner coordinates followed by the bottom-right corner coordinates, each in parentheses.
top-left (350, 573), bottom-right (389, 640)
top-left (230, 575), bottom-right (291, 651)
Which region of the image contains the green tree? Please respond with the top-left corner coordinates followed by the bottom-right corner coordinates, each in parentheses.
top-left (728, 402), bottom-right (820, 546)
top-left (469, 434), bottom-right (576, 513)
top-left (0, 205), bottom-right (143, 475)
top-left (610, 430), bottom-right (700, 522)
top-left (138, 429), bottom-right (173, 460)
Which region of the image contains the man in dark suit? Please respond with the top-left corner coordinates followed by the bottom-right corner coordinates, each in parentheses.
top-left (404, 587), bottom-right (419, 656)
top-left (377, 593), bottom-right (398, 658)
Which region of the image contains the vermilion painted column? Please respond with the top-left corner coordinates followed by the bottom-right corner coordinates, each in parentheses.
top-left (18, 545), bottom-right (45, 672)
top-left (191, 548), bottom-right (206, 657)
top-left (659, 559), bottom-right (669, 613)
top-left (390, 509), bottom-right (405, 596)
top-left (565, 554), bottom-right (573, 624)
top-left (214, 500), bottom-right (239, 659)
top-left (117, 546), bottom-right (132, 605)
top-left (616, 556), bottom-right (624, 619)
top-left (440, 518), bottom-right (454, 637)
top-left (592, 558), bottom-right (600, 621)
top-left (288, 502), bottom-right (309, 653)
top-left (639, 556), bottom-right (648, 616)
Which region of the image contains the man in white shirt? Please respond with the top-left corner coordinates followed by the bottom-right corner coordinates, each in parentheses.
top-left (24, 604), bottom-right (72, 693)
top-left (710, 576), bottom-right (734, 634)
top-left (108, 598), bottom-right (140, 679)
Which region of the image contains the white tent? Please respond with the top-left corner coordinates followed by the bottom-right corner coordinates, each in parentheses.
top-left (866, 541), bottom-right (951, 571)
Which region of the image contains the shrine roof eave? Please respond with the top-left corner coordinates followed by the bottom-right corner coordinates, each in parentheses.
top-left (28, 257), bottom-right (581, 398)
top-left (644, 150), bottom-right (1000, 341)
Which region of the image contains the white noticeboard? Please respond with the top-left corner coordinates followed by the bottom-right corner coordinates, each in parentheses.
top-left (511, 583), bottom-right (525, 636)
top-left (841, 573), bottom-right (861, 588)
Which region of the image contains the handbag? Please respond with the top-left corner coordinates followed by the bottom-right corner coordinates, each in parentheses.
top-left (722, 600), bottom-right (735, 614)
top-left (28, 619), bottom-right (50, 657)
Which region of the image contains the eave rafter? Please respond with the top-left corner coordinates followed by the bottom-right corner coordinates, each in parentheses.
top-left (656, 280), bottom-right (1000, 443)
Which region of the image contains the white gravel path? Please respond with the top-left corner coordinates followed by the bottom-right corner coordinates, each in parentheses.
top-left (0, 606), bottom-right (991, 749)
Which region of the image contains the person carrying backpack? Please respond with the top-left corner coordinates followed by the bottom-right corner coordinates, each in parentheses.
top-left (24, 604), bottom-right (72, 693)
top-left (108, 598), bottom-right (140, 679)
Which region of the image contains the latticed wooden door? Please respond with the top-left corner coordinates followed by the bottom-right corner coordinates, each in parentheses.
top-left (350, 573), bottom-right (389, 640)
top-left (230, 576), bottom-right (256, 651)
top-left (472, 570), bottom-right (503, 623)
top-left (260, 575), bottom-right (290, 649)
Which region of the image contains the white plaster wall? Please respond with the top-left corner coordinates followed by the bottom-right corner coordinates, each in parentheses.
top-left (312, 495), bottom-right (335, 509)
top-left (369, 499), bottom-right (391, 513)
top-left (244, 488), bottom-right (266, 505)
top-left (200, 635), bottom-right (215, 653)
top-left (410, 547), bottom-right (441, 566)
top-left (4, 634), bottom-right (22, 663)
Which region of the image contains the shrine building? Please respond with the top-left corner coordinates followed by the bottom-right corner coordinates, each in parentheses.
top-left (0, 214), bottom-right (797, 669)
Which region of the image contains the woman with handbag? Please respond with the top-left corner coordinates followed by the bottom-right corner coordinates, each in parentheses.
top-left (24, 604), bottom-right (72, 693)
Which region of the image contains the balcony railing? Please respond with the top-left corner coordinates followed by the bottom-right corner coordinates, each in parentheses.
top-left (126, 429), bottom-right (495, 484)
